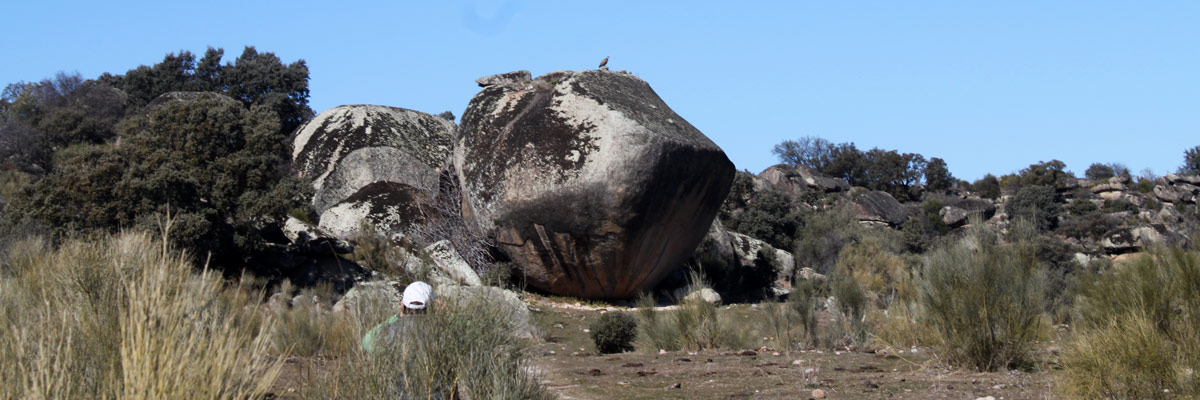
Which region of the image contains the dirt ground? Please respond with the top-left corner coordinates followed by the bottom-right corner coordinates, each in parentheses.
top-left (527, 299), bottom-right (1057, 400)
top-left (270, 296), bottom-right (1060, 399)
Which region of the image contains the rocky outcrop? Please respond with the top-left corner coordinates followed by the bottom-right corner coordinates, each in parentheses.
top-left (292, 105), bottom-right (455, 240)
top-left (939, 198), bottom-right (997, 227)
top-left (691, 220), bottom-right (796, 299)
top-left (1101, 224), bottom-right (1185, 253)
top-left (1154, 174), bottom-right (1200, 204)
top-left (455, 70), bottom-right (734, 298)
top-left (850, 191), bottom-right (908, 227)
top-left (758, 164), bottom-right (849, 196)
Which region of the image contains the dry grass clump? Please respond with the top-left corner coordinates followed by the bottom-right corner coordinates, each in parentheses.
top-left (0, 229), bottom-right (280, 399)
top-left (1058, 245), bottom-right (1200, 399)
top-left (266, 281), bottom-right (359, 357)
top-left (635, 273), bottom-right (752, 353)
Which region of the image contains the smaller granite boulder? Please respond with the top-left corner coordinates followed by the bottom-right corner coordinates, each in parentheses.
top-left (850, 191), bottom-right (908, 227)
top-left (332, 280), bottom-right (404, 314)
top-left (424, 240), bottom-right (483, 286)
top-left (939, 198), bottom-right (997, 228)
top-left (438, 285), bottom-right (536, 338)
top-left (683, 288), bottom-right (722, 305)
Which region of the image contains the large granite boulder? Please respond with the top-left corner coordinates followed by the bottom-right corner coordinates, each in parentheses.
top-left (758, 164), bottom-right (849, 196)
top-left (292, 105), bottom-right (455, 239)
top-left (850, 190), bottom-right (908, 227)
top-left (455, 70), bottom-right (734, 298)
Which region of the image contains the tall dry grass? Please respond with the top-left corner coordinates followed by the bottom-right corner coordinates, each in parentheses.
top-left (1058, 245), bottom-right (1200, 398)
top-left (0, 229), bottom-right (281, 399)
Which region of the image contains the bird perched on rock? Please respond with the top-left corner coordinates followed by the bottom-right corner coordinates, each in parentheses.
top-left (598, 56), bottom-right (609, 69)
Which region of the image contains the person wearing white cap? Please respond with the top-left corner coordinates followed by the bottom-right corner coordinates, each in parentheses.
top-left (361, 281), bottom-right (434, 352)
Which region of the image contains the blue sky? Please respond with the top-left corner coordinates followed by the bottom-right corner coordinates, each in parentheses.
top-left (2, 1), bottom-right (1196, 181)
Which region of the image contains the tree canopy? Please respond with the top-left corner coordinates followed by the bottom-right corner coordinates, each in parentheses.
top-left (4, 47), bottom-right (312, 267)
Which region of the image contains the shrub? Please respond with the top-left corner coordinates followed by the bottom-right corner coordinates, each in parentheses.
top-left (1065, 197), bottom-right (1097, 216)
top-left (917, 219), bottom-right (1043, 371)
top-left (729, 188), bottom-right (800, 249)
top-left (1058, 212), bottom-right (1119, 241)
top-left (793, 207), bottom-right (904, 275)
top-left (590, 312), bottom-right (638, 354)
top-left (1006, 185), bottom-right (1063, 231)
top-left (788, 278), bottom-right (825, 347)
top-left (0, 230), bottom-right (281, 399)
top-left (1102, 199), bottom-right (1139, 214)
top-left (1058, 245), bottom-right (1200, 398)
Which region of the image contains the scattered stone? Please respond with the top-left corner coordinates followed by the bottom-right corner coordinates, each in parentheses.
top-left (669, 382), bottom-right (682, 389)
top-left (865, 380), bottom-right (880, 389)
top-left (636, 370), bottom-right (657, 377)
top-left (622, 362), bottom-right (644, 368)
top-left (739, 350), bottom-right (758, 356)
top-left (811, 388), bottom-right (827, 399)
top-left (587, 368), bottom-right (603, 376)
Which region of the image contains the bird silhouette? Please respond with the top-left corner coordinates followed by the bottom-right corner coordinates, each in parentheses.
top-left (598, 56), bottom-right (609, 69)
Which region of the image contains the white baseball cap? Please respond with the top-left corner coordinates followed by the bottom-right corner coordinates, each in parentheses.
top-left (402, 281), bottom-right (433, 310)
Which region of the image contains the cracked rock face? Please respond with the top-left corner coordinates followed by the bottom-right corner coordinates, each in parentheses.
top-left (456, 70), bottom-right (734, 298)
top-left (292, 105), bottom-right (454, 240)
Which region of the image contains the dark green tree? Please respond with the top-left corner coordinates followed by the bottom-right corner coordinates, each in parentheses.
top-left (1018, 160), bottom-right (1071, 188)
top-left (1084, 163), bottom-right (1115, 181)
top-left (14, 96), bottom-right (309, 264)
top-left (1181, 145), bottom-right (1200, 175)
top-left (924, 157), bottom-right (953, 193)
top-left (971, 174), bottom-right (1001, 199)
